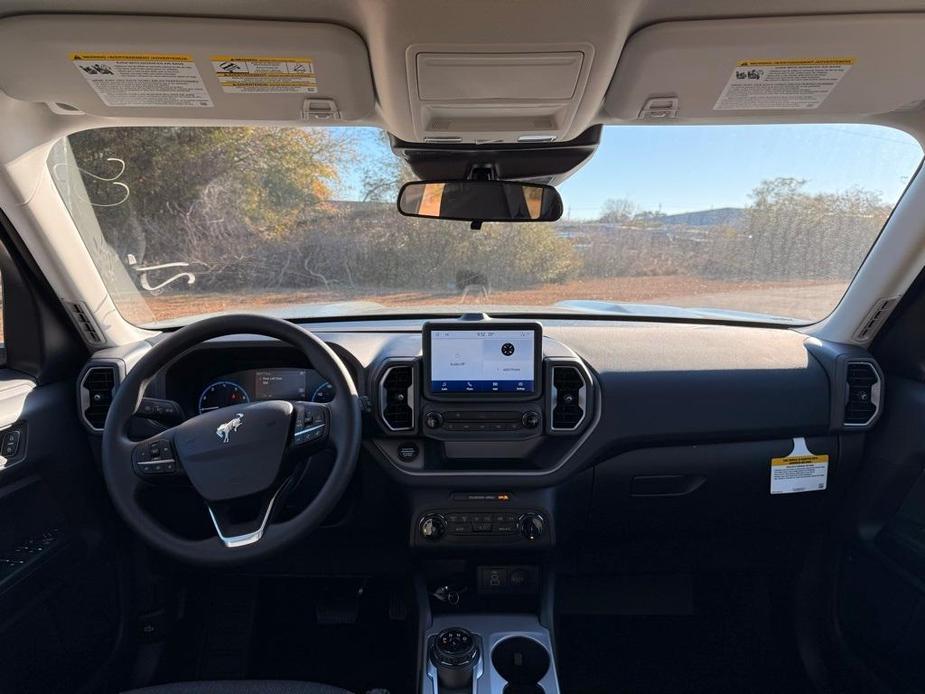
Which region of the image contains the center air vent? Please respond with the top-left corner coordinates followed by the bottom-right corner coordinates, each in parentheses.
top-left (379, 363), bottom-right (415, 431)
top-left (551, 364), bottom-right (586, 430)
top-left (844, 361), bottom-right (881, 426)
top-left (80, 364), bottom-right (119, 431)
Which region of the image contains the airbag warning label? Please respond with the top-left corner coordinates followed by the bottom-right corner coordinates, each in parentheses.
top-left (770, 437), bottom-right (829, 495)
top-left (71, 53), bottom-right (213, 108)
top-left (210, 55), bottom-right (318, 94)
top-left (714, 57), bottom-right (854, 111)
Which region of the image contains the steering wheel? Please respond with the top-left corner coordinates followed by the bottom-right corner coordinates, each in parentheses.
top-left (101, 314), bottom-right (361, 566)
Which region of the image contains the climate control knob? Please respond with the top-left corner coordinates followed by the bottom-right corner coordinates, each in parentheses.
top-left (520, 512), bottom-right (546, 542)
top-left (420, 514), bottom-right (446, 541)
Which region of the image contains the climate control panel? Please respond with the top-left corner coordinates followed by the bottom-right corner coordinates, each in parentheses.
top-left (415, 509), bottom-right (550, 547)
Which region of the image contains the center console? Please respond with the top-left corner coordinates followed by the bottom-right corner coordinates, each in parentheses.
top-left (381, 318), bottom-right (569, 692)
top-left (420, 321), bottom-right (545, 441)
top-left (423, 615), bottom-right (560, 694)
top-left (368, 316), bottom-right (595, 553)
top-left (371, 316), bottom-right (596, 479)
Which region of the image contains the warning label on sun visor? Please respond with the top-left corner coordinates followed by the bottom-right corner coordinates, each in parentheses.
top-left (71, 53), bottom-right (213, 108)
top-left (770, 438), bottom-right (829, 495)
top-left (210, 56), bottom-right (317, 93)
top-left (714, 57), bottom-right (854, 111)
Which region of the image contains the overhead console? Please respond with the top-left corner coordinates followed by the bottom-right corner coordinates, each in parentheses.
top-left (405, 42), bottom-right (595, 144)
top-left (370, 316), bottom-right (596, 483)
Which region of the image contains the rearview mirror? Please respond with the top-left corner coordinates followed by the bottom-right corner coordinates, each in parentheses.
top-left (397, 180), bottom-right (563, 223)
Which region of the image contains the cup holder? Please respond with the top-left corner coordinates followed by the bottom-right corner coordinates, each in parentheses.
top-left (492, 636), bottom-right (550, 692)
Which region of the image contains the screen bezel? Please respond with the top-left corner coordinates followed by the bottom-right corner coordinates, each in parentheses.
top-left (422, 320), bottom-right (543, 401)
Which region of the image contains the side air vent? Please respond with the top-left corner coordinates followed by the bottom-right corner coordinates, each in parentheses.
top-left (853, 297), bottom-right (900, 342)
top-left (67, 302), bottom-right (105, 345)
top-left (844, 361), bottom-right (881, 427)
top-left (379, 363), bottom-right (415, 431)
top-left (551, 364), bottom-right (587, 430)
top-left (79, 364), bottom-right (119, 431)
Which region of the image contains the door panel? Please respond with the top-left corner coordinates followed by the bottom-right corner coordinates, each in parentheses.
top-left (0, 373), bottom-right (125, 694)
top-left (835, 376), bottom-right (925, 691)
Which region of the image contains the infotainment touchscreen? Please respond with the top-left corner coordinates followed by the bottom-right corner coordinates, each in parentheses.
top-left (425, 324), bottom-right (540, 396)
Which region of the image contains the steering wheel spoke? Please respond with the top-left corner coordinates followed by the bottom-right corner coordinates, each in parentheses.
top-left (131, 430), bottom-right (184, 482)
top-left (206, 485), bottom-right (285, 548)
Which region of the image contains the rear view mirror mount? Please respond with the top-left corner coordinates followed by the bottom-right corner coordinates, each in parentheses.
top-left (397, 180), bottom-right (563, 226)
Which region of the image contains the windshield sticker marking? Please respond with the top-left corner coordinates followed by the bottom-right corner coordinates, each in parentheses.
top-left (714, 57), bottom-right (854, 111)
top-left (70, 53), bottom-right (213, 108)
top-left (770, 437), bottom-right (829, 495)
top-left (210, 55), bottom-right (318, 94)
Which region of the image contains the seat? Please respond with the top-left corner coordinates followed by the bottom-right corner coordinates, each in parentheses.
top-left (124, 681), bottom-right (354, 694)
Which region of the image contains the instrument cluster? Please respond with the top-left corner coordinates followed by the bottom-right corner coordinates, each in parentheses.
top-left (197, 368), bottom-right (334, 415)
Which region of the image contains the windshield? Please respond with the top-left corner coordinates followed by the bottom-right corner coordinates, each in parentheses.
top-left (48, 124), bottom-right (922, 326)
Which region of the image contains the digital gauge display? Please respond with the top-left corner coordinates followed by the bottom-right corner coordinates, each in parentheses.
top-left (197, 369), bottom-right (334, 414)
top-left (198, 381), bottom-right (249, 413)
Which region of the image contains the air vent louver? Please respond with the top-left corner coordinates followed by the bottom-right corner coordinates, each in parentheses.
top-left (844, 361), bottom-right (880, 426)
top-left (552, 365), bottom-right (585, 430)
top-left (67, 302), bottom-right (104, 344)
top-left (379, 364), bottom-right (415, 431)
top-left (854, 297), bottom-right (899, 342)
top-left (81, 365), bottom-right (117, 430)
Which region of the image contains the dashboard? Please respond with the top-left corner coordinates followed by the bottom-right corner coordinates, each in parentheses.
top-left (77, 316), bottom-right (885, 552)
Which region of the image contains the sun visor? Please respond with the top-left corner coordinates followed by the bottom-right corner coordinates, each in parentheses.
top-left (605, 14), bottom-right (925, 121)
top-left (0, 15), bottom-right (374, 121)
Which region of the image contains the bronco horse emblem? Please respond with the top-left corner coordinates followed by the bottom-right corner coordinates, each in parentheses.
top-left (216, 413), bottom-right (244, 443)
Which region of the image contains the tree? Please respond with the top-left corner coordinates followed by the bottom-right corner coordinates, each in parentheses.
top-left (598, 198), bottom-right (638, 224)
top-left (352, 129), bottom-right (416, 202)
top-left (67, 126), bottom-right (347, 254)
top-left (64, 127), bottom-right (352, 289)
top-left (702, 177), bottom-right (891, 281)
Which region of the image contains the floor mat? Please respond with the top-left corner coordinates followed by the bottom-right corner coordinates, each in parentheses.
top-left (557, 572), bottom-right (814, 694)
top-left (249, 577), bottom-right (416, 694)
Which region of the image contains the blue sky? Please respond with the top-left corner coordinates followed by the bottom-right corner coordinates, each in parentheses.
top-left (558, 124), bottom-right (923, 218)
top-left (336, 124), bottom-right (923, 219)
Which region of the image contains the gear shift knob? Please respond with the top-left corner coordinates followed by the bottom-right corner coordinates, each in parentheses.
top-left (430, 627), bottom-right (479, 691)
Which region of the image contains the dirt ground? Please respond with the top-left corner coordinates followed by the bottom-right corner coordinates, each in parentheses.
top-left (126, 275), bottom-right (845, 325)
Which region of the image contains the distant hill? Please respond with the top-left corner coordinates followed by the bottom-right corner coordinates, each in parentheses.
top-left (658, 207), bottom-right (745, 227)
